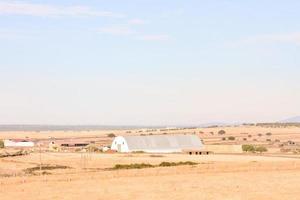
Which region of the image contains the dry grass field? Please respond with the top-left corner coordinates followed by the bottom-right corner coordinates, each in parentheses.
top-left (1, 125), bottom-right (300, 199)
top-left (1, 153), bottom-right (300, 200)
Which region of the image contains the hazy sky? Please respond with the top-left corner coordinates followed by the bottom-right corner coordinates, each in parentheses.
top-left (0, 0), bottom-right (299, 125)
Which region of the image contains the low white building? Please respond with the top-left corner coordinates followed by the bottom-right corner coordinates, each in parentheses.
top-left (111, 134), bottom-right (203, 153)
top-left (4, 139), bottom-right (35, 148)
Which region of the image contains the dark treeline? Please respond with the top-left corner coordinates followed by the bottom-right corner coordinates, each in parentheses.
top-left (0, 125), bottom-right (163, 132)
top-left (256, 123), bottom-right (300, 128)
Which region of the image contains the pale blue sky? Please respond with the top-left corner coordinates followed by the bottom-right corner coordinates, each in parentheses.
top-left (0, 0), bottom-right (299, 125)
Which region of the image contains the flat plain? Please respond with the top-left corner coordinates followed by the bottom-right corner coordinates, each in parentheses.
top-left (1, 125), bottom-right (300, 200)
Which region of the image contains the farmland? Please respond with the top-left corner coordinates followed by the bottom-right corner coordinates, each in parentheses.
top-left (1, 125), bottom-right (300, 199)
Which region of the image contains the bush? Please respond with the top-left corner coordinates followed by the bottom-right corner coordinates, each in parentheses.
top-left (243, 138), bottom-right (247, 141)
top-left (257, 133), bottom-right (262, 137)
top-left (222, 137), bottom-right (226, 141)
top-left (242, 144), bottom-right (255, 152)
top-left (132, 151), bottom-right (145, 153)
top-left (255, 146), bottom-right (267, 153)
top-left (24, 164), bottom-right (71, 175)
top-left (159, 161), bottom-right (197, 167)
top-left (112, 163), bottom-right (154, 170)
top-left (107, 133), bottom-right (116, 138)
top-left (228, 136), bottom-right (235, 140)
top-left (248, 135), bottom-right (252, 138)
top-left (218, 130), bottom-right (226, 135)
top-left (266, 139), bottom-right (271, 142)
top-left (110, 161), bottom-right (198, 170)
top-left (0, 140), bottom-right (4, 148)
top-left (86, 145), bottom-right (100, 152)
top-left (242, 144), bottom-right (268, 153)
top-left (266, 132), bottom-right (272, 136)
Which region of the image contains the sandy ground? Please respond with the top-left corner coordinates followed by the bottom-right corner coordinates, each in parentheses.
top-left (2, 170), bottom-right (300, 200)
top-left (1, 126), bottom-right (300, 199)
top-left (1, 153), bottom-right (300, 200)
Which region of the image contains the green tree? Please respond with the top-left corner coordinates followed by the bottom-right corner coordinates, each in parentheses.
top-left (107, 133), bottom-right (116, 138)
top-left (218, 130), bottom-right (226, 135)
top-left (242, 144), bottom-right (255, 152)
top-left (255, 146), bottom-right (267, 153)
top-left (228, 136), bottom-right (235, 140)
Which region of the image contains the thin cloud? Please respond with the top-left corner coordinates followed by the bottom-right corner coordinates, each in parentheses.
top-left (0, 1), bottom-right (123, 18)
top-left (98, 26), bottom-right (136, 36)
top-left (241, 32), bottom-right (300, 46)
top-left (137, 34), bottom-right (171, 41)
top-left (128, 19), bottom-right (146, 25)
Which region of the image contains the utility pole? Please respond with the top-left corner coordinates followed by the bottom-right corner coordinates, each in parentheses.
top-left (39, 143), bottom-right (42, 175)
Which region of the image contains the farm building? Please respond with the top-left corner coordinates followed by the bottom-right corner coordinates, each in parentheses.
top-left (4, 139), bottom-right (35, 148)
top-left (111, 134), bottom-right (203, 153)
top-left (48, 140), bottom-right (90, 148)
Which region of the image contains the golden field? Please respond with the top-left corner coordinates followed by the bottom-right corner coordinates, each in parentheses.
top-left (1, 125), bottom-right (300, 200)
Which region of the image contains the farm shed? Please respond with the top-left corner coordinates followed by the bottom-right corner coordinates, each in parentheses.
top-left (4, 139), bottom-right (35, 148)
top-left (111, 134), bottom-right (203, 153)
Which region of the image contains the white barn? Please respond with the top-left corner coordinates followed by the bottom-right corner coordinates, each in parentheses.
top-left (4, 139), bottom-right (35, 148)
top-left (111, 134), bottom-right (203, 153)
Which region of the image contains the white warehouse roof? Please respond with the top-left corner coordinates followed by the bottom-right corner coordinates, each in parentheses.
top-left (111, 134), bottom-right (203, 153)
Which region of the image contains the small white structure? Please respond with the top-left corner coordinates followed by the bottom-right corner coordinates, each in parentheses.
top-left (4, 139), bottom-right (35, 148)
top-left (102, 146), bottom-right (110, 152)
top-left (111, 134), bottom-right (203, 153)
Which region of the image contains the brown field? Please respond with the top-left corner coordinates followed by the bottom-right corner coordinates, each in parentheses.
top-left (1, 125), bottom-right (300, 199)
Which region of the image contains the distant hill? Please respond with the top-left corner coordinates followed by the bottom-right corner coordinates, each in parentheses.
top-left (280, 116), bottom-right (300, 123)
top-left (0, 125), bottom-right (162, 132)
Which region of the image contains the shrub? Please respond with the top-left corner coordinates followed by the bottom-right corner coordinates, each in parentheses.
top-left (159, 161), bottom-right (197, 167)
top-left (242, 144), bottom-right (255, 152)
top-left (255, 146), bottom-right (267, 153)
top-left (24, 164), bottom-right (71, 175)
top-left (222, 137), bottom-right (226, 141)
top-left (257, 133), bottom-right (262, 137)
top-left (132, 151), bottom-right (145, 153)
top-left (0, 140), bottom-right (4, 148)
top-left (86, 145), bottom-right (100, 152)
top-left (107, 133), bottom-right (116, 138)
top-left (266, 132), bottom-right (272, 136)
top-left (210, 132), bottom-right (214, 135)
top-left (112, 163), bottom-right (154, 170)
top-left (149, 154), bottom-right (164, 158)
top-left (218, 130), bottom-right (226, 135)
top-left (266, 139), bottom-right (271, 142)
top-left (243, 138), bottom-right (247, 141)
top-left (275, 139), bottom-right (280, 142)
top-left (228, 136), bottom-right (235, 141)
top-left (110, 161), bottom-right (198, 170)
top-left (248, 135), bottom-right (252, 138)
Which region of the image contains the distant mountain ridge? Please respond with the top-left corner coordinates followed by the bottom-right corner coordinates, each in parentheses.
top-left (280, 116), bottom-right (300, 123)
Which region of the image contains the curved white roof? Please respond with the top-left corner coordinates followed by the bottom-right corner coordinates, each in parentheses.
top-left (123, 134), bottom-right (203, 152)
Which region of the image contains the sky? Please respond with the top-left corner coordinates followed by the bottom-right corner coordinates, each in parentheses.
top-left (0, 0), bottom-right (300, 125)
